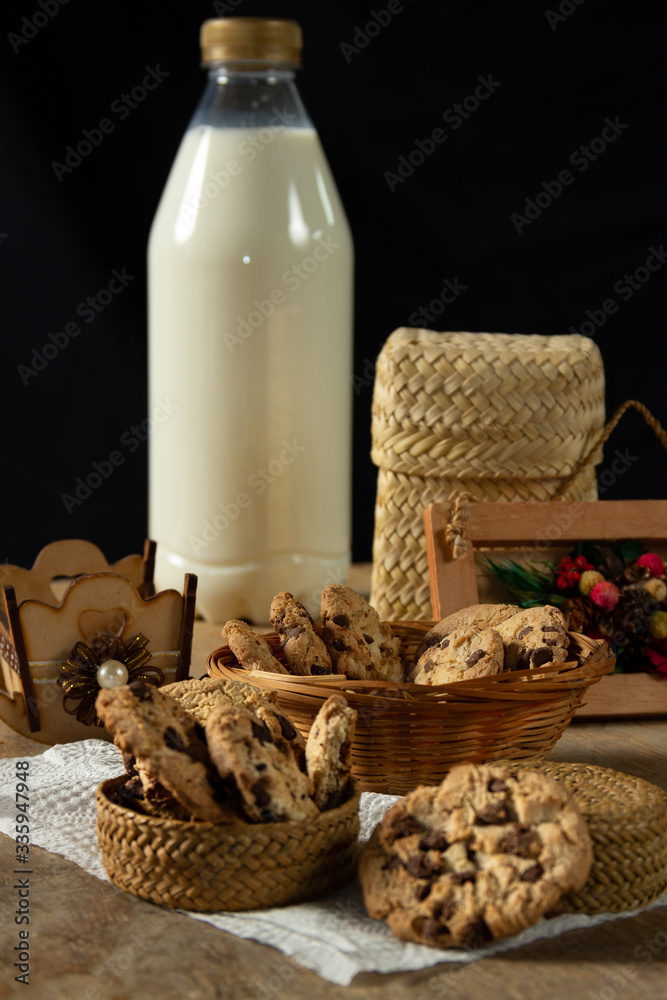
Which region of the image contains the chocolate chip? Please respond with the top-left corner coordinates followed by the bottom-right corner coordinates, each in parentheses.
top-left (530, 647), bottom-right (553, 668)
top-left (421, 918), bottom-right (449, 941)
top-left (451, 870), bottom-right (477, 885)
top-left (465, 649), bottom-right (485, 668)
top-left (488, 778), bottom-right (507, 793)
top-left (416, 883), bottom-right (432, 901)
top-left (163, 726), bottom-right (184, 751)
top-left (332, 639), bottom-right (347, 652)
top-left (405, 854), bottom-right (442, 878)
top-left (251, 721), bottom-right (273, 745)
top-left (310, 664), bottom-right (329, 675)
top-left (433, 899), bottom-right (456, 923)
top-left (363, 633), bottom-right (374, 644)
top-left (423, 635), bottom-right (441, 650)
top-left (542, 625), bottom-right (560, 632)
top-left (127, 680), bottom-right (152, 701)
top-left (476, 802), bottom-right (507, 825)
top-left (391, 815), bottom-right (423, 839)
top-left (419, 831), bottom-right (449, 852)
top-left (285, 626), bottom-right (304, 639)
top-left (439, 638), bottom-right (450, 649)
top-left (251, 781), bottom-right (271, 807)
top-left (460, 917), bottom-right (492, 948)
top-left (517, 626), bottom-right (534, 638)
top-left (277, 714), bottom-right (297, 740)
top-left (423, 659), bottom-right (435, 674)
top-left (256, 763), bottom-right (267, 771)
top-left (332, 614), bottom-right (350, 628)
top-left (499, 824), bottom-right (538, 857)
top-left (520, 864), bottom-right (544, 882)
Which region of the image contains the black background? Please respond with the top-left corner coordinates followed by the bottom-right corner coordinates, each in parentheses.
top-left (1, 0), bottom-right (666, 574)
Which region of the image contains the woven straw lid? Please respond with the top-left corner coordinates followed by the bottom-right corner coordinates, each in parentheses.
top-left (371, 330), bottom-right (605, 480)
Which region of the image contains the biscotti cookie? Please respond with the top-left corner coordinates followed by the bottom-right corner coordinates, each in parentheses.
top-left (270, 591), bottom-right (334, 676)
top-left (162, 675), bottom-right (306, 770)
top-left (359, 762), bottom-right (593, 949)
top-left (320, 584), bottom-right (403, 682)
top-left (415, 604), bottom-right (519, 661)
top-left (96, 680), bottom-right (236, 824)
top-left (222, 619), bottom-right (289, 674)
top-left (495, 605), bottom-right (570, 671)
top-left (205, 704), bottom-right (318, 822)
top-left (408, 627), bottom-right (504, 685)
top-left (305, 695), bottom-right (357, 810)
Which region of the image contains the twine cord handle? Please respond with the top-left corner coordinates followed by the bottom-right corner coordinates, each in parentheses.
top-left (444, 491), bottom-right (473, 558)
top-left (552, 400), bottom-right (667, 501)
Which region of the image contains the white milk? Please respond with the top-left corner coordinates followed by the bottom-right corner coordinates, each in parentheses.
top-left (148, 125), bottom-right (353, 622)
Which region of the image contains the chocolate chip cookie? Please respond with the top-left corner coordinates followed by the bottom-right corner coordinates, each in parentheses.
top-left (162, 675), bottom-right (306, 770)
top-left (359, 762), bottom-right (593, 948)
top-left (305, 695), bottom-right (357, 810)
top-left (269, 591), bottom-right (334, 676)
top-left (205, 704), bottom-right (319, 822)
top-left (222, 619), bottom-right (289, 674)
top-left (415, 604), bottom-right (519, 661)
top-left (408, 627), bottom-right (504, 685)
top-left (96, 680), bottom-right (236, 823)
top-left (320, 584), bottom-right (403, 682)
top-left (495, 606), bottom-right (570, 671)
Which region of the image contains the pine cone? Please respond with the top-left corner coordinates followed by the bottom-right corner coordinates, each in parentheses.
top-left (561, 596), bottom-right (594, 633)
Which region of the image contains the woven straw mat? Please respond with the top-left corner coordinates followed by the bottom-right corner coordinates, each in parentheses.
top-left (370, 330), bottom-right (605, 619)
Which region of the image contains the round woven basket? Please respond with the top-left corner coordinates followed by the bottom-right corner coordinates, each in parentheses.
top-left (370, 330), bottom-right (606, 619)
top-left (510, 761), bottom-right (667, 914)
top-left (96, 778), bottom-right (360, 911)
top-left (207, 622), bottom-right (615, 795)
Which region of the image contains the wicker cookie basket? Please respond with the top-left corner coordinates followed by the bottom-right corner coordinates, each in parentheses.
top-left (207, 622), bottom-right (615, 795)
top-left (96, 777), bottom-right (360, 911)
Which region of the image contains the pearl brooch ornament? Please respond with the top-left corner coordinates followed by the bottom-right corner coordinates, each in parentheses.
top-left (96, 659), bottom-right (130, 688)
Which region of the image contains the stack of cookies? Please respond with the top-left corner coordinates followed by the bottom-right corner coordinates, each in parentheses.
top-left (95, 677), bottom-right (357, 824)
top-left (222, 585), bottom-right (403, 683)
top-left (359, 761), bottom-right (593, 948)
top-left (222, 590), bottom-right (572, 687)
top-left (408, 603), bottom-right (572, 685)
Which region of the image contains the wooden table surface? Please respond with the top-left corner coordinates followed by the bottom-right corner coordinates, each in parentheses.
top-left (1, 613), bottom-right (666, 1000)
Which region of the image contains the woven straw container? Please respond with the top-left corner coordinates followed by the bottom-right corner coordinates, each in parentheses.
top-left (96, 778), bottom-right (360, 911)
top-left (510, 762), bottom-right (667, 914)
top-left (207, 622), bottom-right (615, 795)
top-left (370, 330), bottom-right (605, 619)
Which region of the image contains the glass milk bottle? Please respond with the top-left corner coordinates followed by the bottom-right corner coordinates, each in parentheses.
top-left (148, 18), bottom-right (354, 622)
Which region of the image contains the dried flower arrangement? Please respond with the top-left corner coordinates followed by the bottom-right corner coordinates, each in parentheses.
top-left (488, 543), bottom-right (667, 675)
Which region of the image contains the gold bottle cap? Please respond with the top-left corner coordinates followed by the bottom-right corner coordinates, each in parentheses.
top-left (200, 18), bottom-right (302, 66)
